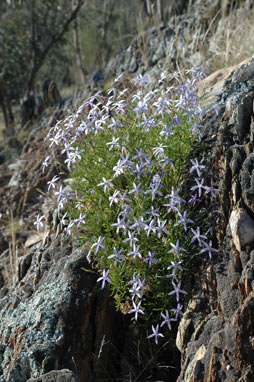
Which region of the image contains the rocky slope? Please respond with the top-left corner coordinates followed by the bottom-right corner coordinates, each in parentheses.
top-left (105, 0), bottom-right (253, 81)
top-left (1, 1), bottom-right (254, 382)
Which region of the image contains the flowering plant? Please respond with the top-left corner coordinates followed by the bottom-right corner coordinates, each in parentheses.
top-left (39, 67), bottom-right (218, 344)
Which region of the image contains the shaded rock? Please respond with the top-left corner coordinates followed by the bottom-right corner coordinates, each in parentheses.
top-left (177, 50), bottom-right (254, 382)
top-left (236, 94), bottom-right (254, 140)
top-left (26, 369), bottom-right (78, 382)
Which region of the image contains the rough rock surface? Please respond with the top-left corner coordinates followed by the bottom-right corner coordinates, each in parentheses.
top-left (0, 115), bottom-right (127, 382)
top-left (177, 57), bottom-right (254, 382)
top-left (105, 0), bottom-right (252, 81)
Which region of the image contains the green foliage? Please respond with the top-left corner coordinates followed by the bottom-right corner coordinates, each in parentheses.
top-left (67, 90), bottom-right (196, 322)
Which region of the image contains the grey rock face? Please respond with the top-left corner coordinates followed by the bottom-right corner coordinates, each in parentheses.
top-left (0, 232), bottom-right (124, 382)
top-left (177, 57), bottom-right (254, 382)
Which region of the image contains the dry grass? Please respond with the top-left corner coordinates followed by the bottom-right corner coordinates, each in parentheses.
top-left (206, 5), bottom-right (254, 72)
top-left (0, 211), bottom-right (20, 287)
top-left (0, 113), bottom-right (5, 140)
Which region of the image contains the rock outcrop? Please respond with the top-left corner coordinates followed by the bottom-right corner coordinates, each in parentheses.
top-left (105, 0), bottom-right (253, 81)
top-left (2, 2), bottom-right (254, 382)
top-left (177, 58), bottom-right (254, 382)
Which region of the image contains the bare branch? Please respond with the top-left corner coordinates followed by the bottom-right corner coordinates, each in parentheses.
top-left (27, 0), bottom-right (85, 93)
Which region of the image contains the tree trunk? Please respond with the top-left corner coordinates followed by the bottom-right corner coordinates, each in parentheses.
top-left (156, 0), bottom-right (162, 21)
top-left (100, 0), bottom-right (117, 65)
top-left (145, 0), bottom-right (152, 16)
top-left (26, 0), bottom-right (85, 96)
top-left (72, 0), bottom-right (86, 83)
top-left (0, 77), bottom-right (14, 134)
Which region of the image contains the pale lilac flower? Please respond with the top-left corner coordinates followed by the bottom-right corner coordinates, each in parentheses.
top-left (97, 177), bottom-right (114, 193)
top-left (64, 154), bottom-right (76, 170)
top-left (190, 227), bottom-right (207, 246)
top-left (131, 163), bottom-right (146, 179)
top-left (175, 211), bottom-right (194, 231)
top-left (64, 220), bottom-right (74, 237)
top-left (129, 282), bottom-right (142, 300)
top-left (55, 186), bottom-right (68, 207)
top-left (160, 310), bottom-right (174, 330)
top-left (108, 247), bottom-right (125, 265)
top-left (128, 182), bottom-right (144, 197)
top-left (163, 198), bottom-right (180, 214)
top-left (144, 219), bottom-right (157, 237)
top-left (113, 160), bottom-right (124, 177)
top-left (167, 260), bottom-right (183, 278)
top-left (127, 244), bottom-right (142, 261)
top-left (138, 115), bottom-right (156, 132)
top-left (153, 97), bottom-right (171, 118)
top-left (111, 217), bottom-right (127, 234)
top-left (153, 144), bottom-right (168, 159)
top-left (108, 117), bottom-right (123, 132)
top-left (130, 216), bottom-right (146, 234)
top-left (128, 273), bottom-right (141, 286)
top-left (97, 269), bottom-right (111, 289)
top-left (118, 205), bottom-right (134, 220)
top-left (156, 218), bottom-right (168, 238)
top-left (118, 191), bottom-right (131, 207)
top-left (60, 212), bottom-right (68, 229)
top-left (170, 303), bottom-right (184, 320)
top-left (42, 156), bottom-right (51, 173)
top-left (143, 251), bottom-right (158, 267)
top-left (164, 187), bottom-right (184, 211)
top-left (90, 236), bottom-right (106, 254)
top-left (189, 159), bottom-right (205, 177)
top-left (204, 185), bottom-right (219, 198)
top-left (106, 137), bottom-right (120, 151)
top-left (190, 178), bottom-right (206, 197)
top-left (133, 74), bottom-right (149, 87)
top-left (34, 214), bottom-right (45, 231)
top-left (75, 213), bottom-right (86, 228)
top-left (109, 190), bottom-right (120, 206)
top-left (145, 207), bottom-right (160, 219)
top-left (132, 90), bottom-right (143, 102)
top-left (133, 101), bottom-right (149, 117)
top-left (200, 240), bottom-right (218, 259)
top-left (49, 136), bottom-right (59, 147)
top-left (123, 231), bottom-right (138, 248)
top-left (147, 324), bottom-right (164, 345)
top-left (132, 148), bottom-right (149, 164)
top-left (61, 143), bottom-right (75, 156)
top-left (168, 240), bottom-right (186, 258)
top-left (128, 301), bottom-right (145, 321)
top-left (47, 175), bottom-right (59, 190)
top-left (146, 184), bottom-right (163, 201)
top-left (168, 280), bottom-right (187, 301)
top-left (188, 194), bottom-right (200, 206)
top-left (114, 100), bottom-right (127, 115)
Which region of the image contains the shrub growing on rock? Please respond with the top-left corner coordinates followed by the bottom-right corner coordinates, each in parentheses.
top-left (39, 67), bottom-right (218, 344)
